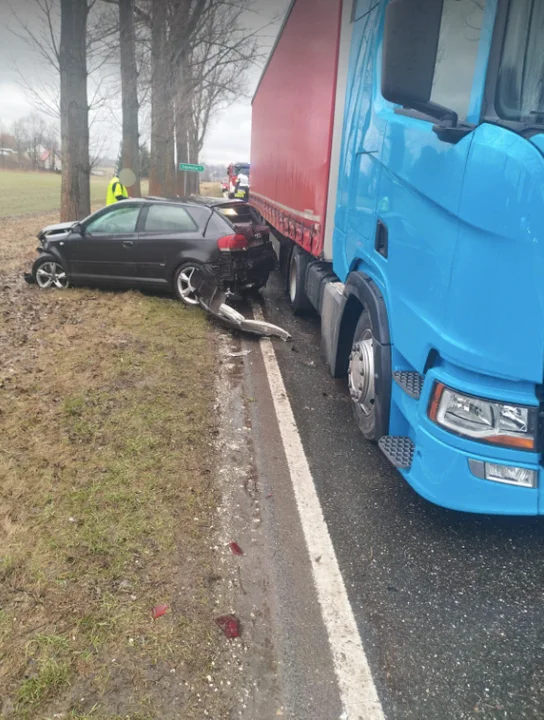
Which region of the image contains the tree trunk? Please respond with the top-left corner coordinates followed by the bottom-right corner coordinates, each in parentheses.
top-left (174, 53), bottom-right (190, 197)
top-left (150, 0), bottom-right (175, 196)
top-left (119, 0), bottom-right (141, 197)
top-left (59, 0), bottom-right (90, 221)
top-left (175, 102), bottom-right (189, 196)
top-left (188, 121), bottom-right (199, 195)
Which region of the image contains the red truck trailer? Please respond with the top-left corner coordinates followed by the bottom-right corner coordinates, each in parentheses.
top-left (250, 0), bottom-right (345, 261)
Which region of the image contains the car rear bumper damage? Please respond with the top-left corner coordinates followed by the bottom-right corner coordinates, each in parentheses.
top-left (212, 246), bottom-right (276, 291)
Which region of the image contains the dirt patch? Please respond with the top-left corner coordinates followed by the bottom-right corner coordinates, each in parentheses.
top-left (0, 212), bottom-right (233, 718)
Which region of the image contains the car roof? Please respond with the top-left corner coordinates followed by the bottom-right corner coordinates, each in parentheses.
top-left (143, 195), bottom-right (213, 209)
top-left (120, 195), bottom-right (251, 212)
top-left (188, 196), bottom-right (250, 208)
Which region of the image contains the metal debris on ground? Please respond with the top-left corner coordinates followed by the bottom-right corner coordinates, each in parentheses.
top-left (191, 267), bottom-right (291, 341)
top-left (227, 350), bottom-right (251, 358)
top-left (215, 614), bottom-right (241, 639)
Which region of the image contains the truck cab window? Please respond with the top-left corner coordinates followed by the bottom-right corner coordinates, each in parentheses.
top-left (496, 0), bottom-right (544, 123)
top-left (431, 0), bottom-right (485, 120)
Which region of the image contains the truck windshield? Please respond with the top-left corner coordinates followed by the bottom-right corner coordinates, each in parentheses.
top-left (496, 0), bottom-right (544, 123)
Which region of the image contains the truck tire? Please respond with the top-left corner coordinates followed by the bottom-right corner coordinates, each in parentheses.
top-left (288, 246), bottom-right (313, 315)
top-left (348, 310), bottom-right (382, 441)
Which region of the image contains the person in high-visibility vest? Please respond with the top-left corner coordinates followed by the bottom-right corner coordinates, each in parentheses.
top-left (106, 176), bottom-right (129, 205)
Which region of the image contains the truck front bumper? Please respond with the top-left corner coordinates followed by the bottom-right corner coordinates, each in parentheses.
top-left (390, 366), bottom-right (542, 515)
top-left (402, 425), bottom-right (541, 515)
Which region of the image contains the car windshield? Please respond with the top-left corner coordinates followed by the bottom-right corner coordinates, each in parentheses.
top-left (235, 165), bottom-right (250, 176)
top-left (496, 0), bottom-right (544, 123)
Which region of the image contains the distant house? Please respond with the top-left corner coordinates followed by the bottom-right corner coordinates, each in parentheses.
top-left (38, 149), bottom-right (62, 172)
top-left (0, 133), bottom-right (16, 151)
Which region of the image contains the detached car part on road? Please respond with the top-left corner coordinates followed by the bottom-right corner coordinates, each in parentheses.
top-left (28, 196), bottom-right (275, 304)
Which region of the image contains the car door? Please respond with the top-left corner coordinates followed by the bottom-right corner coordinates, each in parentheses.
top-left (67, 203), bottom-right (141, 284)
top-left (135, 203), bottom-right (203, 285)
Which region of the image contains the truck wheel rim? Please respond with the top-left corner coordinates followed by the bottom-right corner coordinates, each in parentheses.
top-left (348, 329), bottom-right (375, 416)
top-left (36, 261), bottom-right (68, 289)
top-left (177, 266), bottom-right (200, 305)
top-left (289, 258), bottom-right (297, 303)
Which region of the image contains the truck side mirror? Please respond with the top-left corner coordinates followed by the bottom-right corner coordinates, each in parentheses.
top-left (381, 0), bottom-right (445, 115)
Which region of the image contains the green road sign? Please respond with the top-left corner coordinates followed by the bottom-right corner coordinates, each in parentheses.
top-left (179, 163), bottom-right (205, 172)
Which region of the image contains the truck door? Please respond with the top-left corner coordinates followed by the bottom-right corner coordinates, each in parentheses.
top-left (376, 0), bottom-right (487, 372)
top-left (333, 2), bottom-right (385, 281)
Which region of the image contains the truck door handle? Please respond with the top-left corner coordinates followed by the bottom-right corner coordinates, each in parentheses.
top-left (122, 240), bottom-right (133, 247)
top-left (375, 221), bottom-right (388, 259)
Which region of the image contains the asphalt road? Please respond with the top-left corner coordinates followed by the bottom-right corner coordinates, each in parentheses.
top-left (253, 271), bottom-right (544, 720)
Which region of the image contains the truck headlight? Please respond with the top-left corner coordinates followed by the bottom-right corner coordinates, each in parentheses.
top-left (429, 383), bottom-right (538, 450)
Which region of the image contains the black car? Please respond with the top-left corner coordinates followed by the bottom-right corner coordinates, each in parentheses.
top-left (29, 197), bottom-right (275, 305)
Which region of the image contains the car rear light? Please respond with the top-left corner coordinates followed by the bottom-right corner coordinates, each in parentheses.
top-left (217, 233), bottom-right (249, 251)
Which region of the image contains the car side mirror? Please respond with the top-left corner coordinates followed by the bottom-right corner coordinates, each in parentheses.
top-left (72, 222), bottom-right (84, 235)
top-left (382, 0), bottom-right (448, 120)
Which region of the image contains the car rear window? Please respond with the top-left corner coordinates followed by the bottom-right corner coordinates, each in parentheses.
top-left (144, 204), bottom-right (197, 232)
top-left (205, 210), bottom-right (235, 237)
top-left (216, 204), bottom-right (260, 224)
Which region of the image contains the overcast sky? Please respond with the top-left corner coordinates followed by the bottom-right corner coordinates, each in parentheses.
top-left (0, 0), bottom-right (290, 166)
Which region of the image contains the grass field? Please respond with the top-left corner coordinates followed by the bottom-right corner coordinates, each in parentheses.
top-left (0, 171), bottom-right (221, 218)
top-left (0, 171), bottom-right (129, 218)
top-left (0, 209), bottom-right (232, 718)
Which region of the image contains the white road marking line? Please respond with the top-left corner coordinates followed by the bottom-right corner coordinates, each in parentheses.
top-left (253, 305), bottom-right (385, 720)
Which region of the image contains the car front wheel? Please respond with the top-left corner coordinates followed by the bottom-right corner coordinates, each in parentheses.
top-left (32, 254), bottom-right (69, 289)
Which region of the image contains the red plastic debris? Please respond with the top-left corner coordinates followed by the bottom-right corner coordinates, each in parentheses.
top-left (215, 614), bottom-right (241, 638)
top-left (266, 493), bottom-right (273, 499)
top-left (152, 604), bottom-right (169, 619)
top-left (229, 541), bottom-right (243, 556)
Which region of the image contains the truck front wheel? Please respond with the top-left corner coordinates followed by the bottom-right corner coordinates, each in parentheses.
top-left (288, 246), bottom-right (313, 315)
top-left (348, 310), bottom-right (380, 440)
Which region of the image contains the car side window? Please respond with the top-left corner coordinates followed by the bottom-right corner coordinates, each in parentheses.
top-left (85, 205), bottom-right (141, 235)
top-left (144, 204), bottom-right (197, 233)
top-left (430, 0), bottom-right (485, 121)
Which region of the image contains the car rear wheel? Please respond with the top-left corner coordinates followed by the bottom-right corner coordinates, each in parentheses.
top-left (32, 254), bottom-right (68, 290)
top-left (174, 263), bottom-right (202, 306)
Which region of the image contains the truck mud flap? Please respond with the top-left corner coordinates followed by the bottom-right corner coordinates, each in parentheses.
top-left (191, 267), bottom-right (291, 342)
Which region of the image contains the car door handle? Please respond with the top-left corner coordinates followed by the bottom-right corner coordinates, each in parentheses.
top-left (122, 240), bottom-right (133, 247)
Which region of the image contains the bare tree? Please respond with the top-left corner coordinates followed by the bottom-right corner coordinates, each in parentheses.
top-left (99, 0), bottom-right (143, 194)
top-left (25, 112), bottom-right (48, 170)
top-left (119, 0), bottom-right (142, 195)
top-left (169, 0), bottom-right (265, 195)
top-left (44, 121), bottom-right (61, 171)
top-left (59, 0), bottom-right (91, 220)
top-left (149, 0), bottom-right (175, 195)
top-left (11, 118), bottom-right (31, 167)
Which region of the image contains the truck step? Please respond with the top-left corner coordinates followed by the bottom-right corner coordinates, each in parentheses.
top-left (379, 436), bottom-right (415, 470)
top-left (393, 371), bottom-right (424, 400)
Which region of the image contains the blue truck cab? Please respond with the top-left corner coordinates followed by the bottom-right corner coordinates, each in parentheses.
top-left (313, 0), bottom-right (544, 514)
